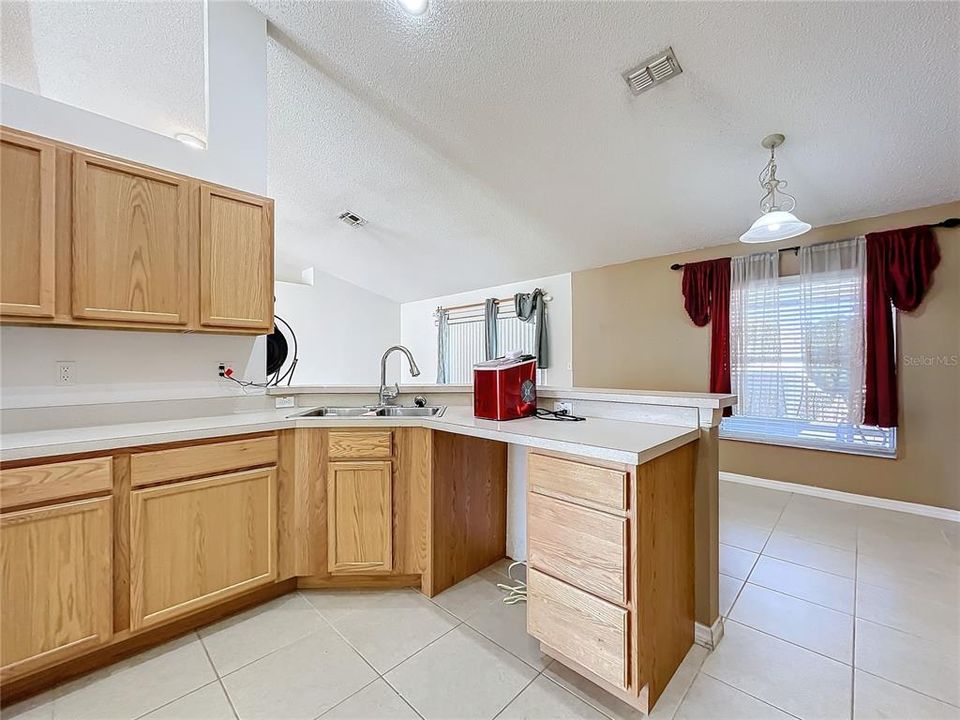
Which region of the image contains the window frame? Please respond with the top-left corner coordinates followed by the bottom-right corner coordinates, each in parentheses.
top-left (723, 270), bottom-right (897, 459)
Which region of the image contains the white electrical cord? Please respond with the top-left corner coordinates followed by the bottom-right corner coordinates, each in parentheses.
top-left (496, 561), bottom-right (527, 605)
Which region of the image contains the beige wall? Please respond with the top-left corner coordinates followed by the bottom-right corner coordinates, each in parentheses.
top-left (573, 202), bottom-right (960, 510)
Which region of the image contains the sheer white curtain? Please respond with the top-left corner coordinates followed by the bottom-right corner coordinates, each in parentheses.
top-left (797, 237), bottom-right (867, 424)
top-left (730, 252), bottom-right (784, 417)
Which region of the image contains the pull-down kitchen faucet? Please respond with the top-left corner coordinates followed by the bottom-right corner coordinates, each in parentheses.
top-left (379, 345), bottom-right (420, 406)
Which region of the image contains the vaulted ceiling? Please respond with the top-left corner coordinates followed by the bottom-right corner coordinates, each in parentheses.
top-left (5, 2), bottom-right (958, 304)
top-left (257, 0), bottom-right (959, 302)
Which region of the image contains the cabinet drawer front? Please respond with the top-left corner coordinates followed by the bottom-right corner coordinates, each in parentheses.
top-left (1, 457), bottom-right (112, 511)
top-left (1, 497), bottom-right (113, 680)
top-left (529, 452), bottom-right (628, 512)
top-left (130, 435), bottom-right (278, 487)
top-left (0, 130), bottom-right (56, 318)
top-left (129, 468), bottom-right (277, 631)
top-left (528, 492), bottom-right (627, 605)
top-left (527, 568), bottom-right (628, 690)
top-left (328, 430), bottom-right (393, 459)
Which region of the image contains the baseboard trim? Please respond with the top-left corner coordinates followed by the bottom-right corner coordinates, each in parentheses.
top-left (720, 471), bottom-right (960, 523)
top-left (694, 618), bottom-right (724, 650)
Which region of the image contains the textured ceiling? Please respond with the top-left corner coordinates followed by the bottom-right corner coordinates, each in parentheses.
top-left (0, 1), bottom-right (206, 141)
top-left (259, 0), bottom-right (960, 302)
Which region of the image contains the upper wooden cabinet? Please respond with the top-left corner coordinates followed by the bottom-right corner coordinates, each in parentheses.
top-left (73, 153), bottom-right (192, 325)
top-left (0, 130), bottom-right (56, 318)
top-left (200, 184), bottom-right (273, 330)
top-left (0, 127), bottom-right (274, 335)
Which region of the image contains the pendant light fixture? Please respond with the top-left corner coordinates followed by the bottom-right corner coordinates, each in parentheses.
top-left (740, 133), bottom-right (811, 243)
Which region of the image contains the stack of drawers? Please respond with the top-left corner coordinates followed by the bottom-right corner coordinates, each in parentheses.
top-left (525, 451), bottom-right (633, 692)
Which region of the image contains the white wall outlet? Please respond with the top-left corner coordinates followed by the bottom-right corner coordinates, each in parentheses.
top-left (274, 396), bottom-right (295, 409)
top-left (555, 400), bottom-right (574, 415)
top-left (57, 361), bottom-right (76, 385)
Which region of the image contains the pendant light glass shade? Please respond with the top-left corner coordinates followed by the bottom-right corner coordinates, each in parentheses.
top-left (739, 210), bottom-right (811, 243)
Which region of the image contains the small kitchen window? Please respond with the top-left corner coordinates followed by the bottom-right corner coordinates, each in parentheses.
top-left (437, 305), bottom-right (539, 385)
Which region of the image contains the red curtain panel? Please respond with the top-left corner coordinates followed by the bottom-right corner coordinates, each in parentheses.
top-left (682, 257), bottom-right (732, 415)
top-left (864, 225), bottom-right (941, 428)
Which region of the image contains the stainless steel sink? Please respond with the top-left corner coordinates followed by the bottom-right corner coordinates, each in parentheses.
top-left (294, 407), bottom-right (379, 417)
top-left (376, 406), bottom-right (445, 417)
top-left (292, 406), bottom-right (445, 418)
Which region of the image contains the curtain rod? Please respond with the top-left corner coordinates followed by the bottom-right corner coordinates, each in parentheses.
top-left (435, 292), bottom-right (552, 314)
top-left (668, 218), bottom-right (959, 271)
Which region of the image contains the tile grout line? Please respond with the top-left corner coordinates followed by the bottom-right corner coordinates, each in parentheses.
top-left (308, 676), bottom-right (383, 720)
top-left (659, 651), bottom-right (709, 720)
top-left (705, 674), bottom-right (805, 720)
top-left (849, 523), bottom-right (859, 720)
top-left (199, 593), bottom-right (329, 680)
top-left (739, 579), bottom-right (853, 616)
top-left (853, 667), bottom-right (960, 710)
top-left (751, 549), bottom-right (858, 580)
top-left (197, 630), bottom-right (242, 720)
top-left (488, 672), bottom-right (540, 720)
top-left (718, 618), bottom-right (852, 668)
top-left (729, 494), bottom-right (792, 617)
top-left (537, 670), bottom-right (623, 720)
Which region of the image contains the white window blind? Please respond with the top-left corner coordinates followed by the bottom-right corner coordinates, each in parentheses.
top-left (442, 309), bottom-right (537, 385)
top-left (723, 272), bottom-right (896, 457)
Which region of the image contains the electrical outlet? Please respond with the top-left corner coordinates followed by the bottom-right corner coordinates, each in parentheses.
top-left (274, 396), bottom-right (295, 409)
top-left (57, 361), bottom-right (76, 385)
top-left (555, 400), bottom-right (574, 415)
top-left (217, 362), bottom-right (232, 379)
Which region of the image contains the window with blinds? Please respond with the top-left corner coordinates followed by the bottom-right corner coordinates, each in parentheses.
top-left (443, 309), bottom-right (538, 385)
top-left (722, 273), bottom-right (896, 457)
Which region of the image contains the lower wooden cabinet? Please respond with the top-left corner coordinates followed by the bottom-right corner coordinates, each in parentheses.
top-left (1, 497), bottom-right (113, 681)
top-left (129, 467), bottom-right (277, 630)
top-left (327, 460), bottom-right (393, 574)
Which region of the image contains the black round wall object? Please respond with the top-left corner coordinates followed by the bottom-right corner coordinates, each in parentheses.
top-left (266, 327), bottom-right (289, 376)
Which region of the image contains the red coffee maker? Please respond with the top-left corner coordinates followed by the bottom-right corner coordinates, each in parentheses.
top-left (473, 353), bottom-right (537, 420)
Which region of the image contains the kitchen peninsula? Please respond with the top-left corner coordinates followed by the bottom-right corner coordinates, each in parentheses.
top-left (0, 385), bottom-right (734, 713)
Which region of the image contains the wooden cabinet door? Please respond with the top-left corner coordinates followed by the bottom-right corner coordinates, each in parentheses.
top-left (0, 129), bottom-right (56, 318)
top-left (327, 461), bottom-right (393, 574)
top-left (199, 184), bottom-right (273, 331)
top-left (72, 153), bottom-right (192, 325)
top-left (1, 498), bottom-right (112, 681)
top-left (129, 468), bottom-right (276, 631)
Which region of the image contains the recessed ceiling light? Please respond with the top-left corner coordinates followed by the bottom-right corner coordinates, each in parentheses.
top-left (174, 133), bottom-right (206, 150)
top-left (397, 0), bottom-right (428, 15)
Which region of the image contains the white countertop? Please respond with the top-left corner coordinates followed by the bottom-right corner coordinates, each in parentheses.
top-left (0, 406), bottom-right (699, 466)
top-left (268, 384), bottom-right (736, 410)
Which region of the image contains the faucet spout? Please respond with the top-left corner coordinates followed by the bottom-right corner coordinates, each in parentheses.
top-left (379, 345), bottom-right (420, 405)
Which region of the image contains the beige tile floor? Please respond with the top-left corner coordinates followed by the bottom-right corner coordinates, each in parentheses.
top-left (4, 480), bottom-right (959, 720)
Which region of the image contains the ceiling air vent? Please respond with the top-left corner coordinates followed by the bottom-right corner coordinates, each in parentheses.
top-left (622, 47), bottom-right (682, 96)
top-left (338, 211), bottom-right (367, 227)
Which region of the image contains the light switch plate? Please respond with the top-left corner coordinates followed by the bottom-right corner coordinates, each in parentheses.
top-left (274, 396), bottom-right (295, 409)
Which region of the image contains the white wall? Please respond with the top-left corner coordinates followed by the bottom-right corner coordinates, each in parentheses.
top-left (399, 273), bottom-right (573, 387)
top-left (0, 3), bottom-right (269, 409)
top-left (274, 273), bottom-right (400, 386)
top-left (0, 2), bottom-right (267, 195)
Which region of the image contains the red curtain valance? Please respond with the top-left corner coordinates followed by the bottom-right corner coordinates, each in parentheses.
top-left (864, 225), bottom-right (941, 428)
top-left (682, 257), bottom-right (732, 415)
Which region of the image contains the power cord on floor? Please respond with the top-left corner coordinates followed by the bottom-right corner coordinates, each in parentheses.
top-left (495, 561), bottom-right (527, 604)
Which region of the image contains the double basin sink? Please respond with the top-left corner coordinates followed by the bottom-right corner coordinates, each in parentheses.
top-left (292, 405), bottom-right (446, 418)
